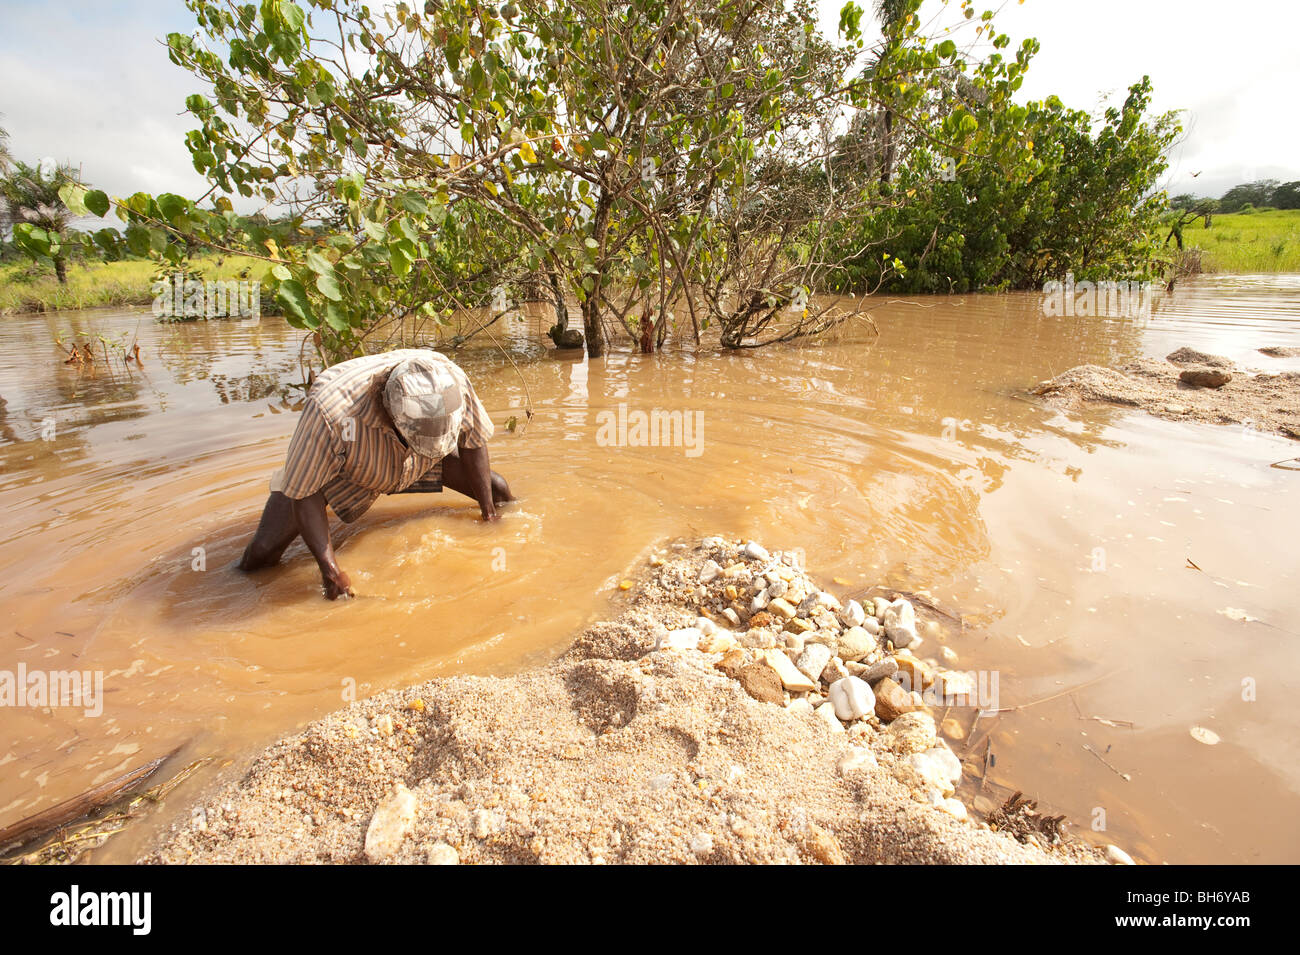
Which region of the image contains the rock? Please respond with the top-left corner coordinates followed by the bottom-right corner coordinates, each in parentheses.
top-left (426, 842), bottom-right (460, 865)
top-left (938, 798), bottom-right (967, 821)
top-left (736, 663), bottom-right (784, 704)
top-left (872, 596), bottom-right (892, 619)
top-left (801, 824), bottom-right (846, 865)
top-left (795, 643), bottom-right (833, 682)
top-left (714, 647), bottom-right (748, 675)
top-left (1167, 347), bottom-right (1231, 367)
top-left (748, 610), bottom-right (774, 629)
top-left (689, 832), bottom-right (714, 856)
top-left (1106, 844), bottom-right (1136, 865)
top-left (828, 676), bottom-right (875, 721)
top-left (656, 627), bottom-right (702, 651)
top-left (785, 617), bottom-right (814, 636)
top-left (814, 702), bottom-right (845, 733)
top-left (887, 711), bottom-right (938, 755)
top-left (694, 616), bottom-right (720, 636)
top-left (940, 717), bottom-right (967, 741)
top-left (364, 783), bottom-right (419, 862)
top-left (837, 747), bottom-right (878, 775)
top-left (901, 745), bottom-right (963, 797)
top-left (893, 655), bottom-right (934, 692)
top-left (1179, 367), bottom-right (1231, 388)
top-left (375, 714), bottom-right (394, 737)
top-left (697, 631), bottom-right (737, 653)
top-left (862, 616), bottom-right (883, 637)
top-left (857, 656), bottom-right (899, 685)
top-left (873, 677), bottom-right (913, 721)
top-left (756, 649), bottom-right (818, 692)
top-left (472, 808), bottom-right (504, 839)
top-left (799, 590), bottom-right (842, 616)
top-left (836, 626), bottom-right (875, 662)
top-left (934, 669), bottom-right (976, 701)
top-left (742, 626), bottom-right (778, 648)
top-left (821, 656), bottom-right (850, 685)
top-left (751, 591), bottom-right (770, 613)
top-left (785, 697), bottom-right (814, 715)
top-left (839, 599), bottom-right (866, 628)
top-left (768, 597), bottom-right (797, 620)
top-left (767, 578), bottom-right (788, 599)
top-left (700, 559), bottom-right (722, 583)
top-left (883, 598), bottom-right (919, 648)
top-left (783, 632), bottom-right (806, 653)
top-left (742, 541), bottom-right (770, 562)
top-left (720, 608), bottom-right (741, 627)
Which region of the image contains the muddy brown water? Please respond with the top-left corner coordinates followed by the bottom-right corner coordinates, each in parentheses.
top-left (1, 274), bottom-right (1298, 864)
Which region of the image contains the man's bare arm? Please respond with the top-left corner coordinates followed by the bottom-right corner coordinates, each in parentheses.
top-left (290, 491), bottom-right (353, 598)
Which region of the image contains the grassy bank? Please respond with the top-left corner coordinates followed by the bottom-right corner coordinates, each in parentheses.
top-left (0, 255), bottom-right (267, 315)
top-left (1183, 208), bottom-right (1300, 273)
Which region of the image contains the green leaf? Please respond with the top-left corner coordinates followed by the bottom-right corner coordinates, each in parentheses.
top-left (276, 279), bottom-right (316, 329)
top-left (316, 270), bottom-right (342, 301)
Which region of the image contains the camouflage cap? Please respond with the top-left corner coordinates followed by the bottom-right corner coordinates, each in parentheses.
top-left (382, 355), bottom-right (467, 460)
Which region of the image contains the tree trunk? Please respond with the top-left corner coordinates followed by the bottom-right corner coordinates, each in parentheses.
top-left (582, 299), bottom-right (604, 357)
top-left (54, 255), bottom-right (68, 285)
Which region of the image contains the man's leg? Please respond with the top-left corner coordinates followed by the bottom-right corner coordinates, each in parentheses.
top-left (238, 491), bottom-right (302, 571)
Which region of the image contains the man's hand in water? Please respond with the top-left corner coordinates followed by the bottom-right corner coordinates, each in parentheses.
top-left (322, 563), bottom-right (353, 600)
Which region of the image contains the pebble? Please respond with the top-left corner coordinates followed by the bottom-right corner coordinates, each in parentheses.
top-left (887, 711), bottom-right (938, 755)
top-left (901, 745), bottom-right (963, 797)
top-left (1106, 844), bottom-right (1137, 865)
top-left (375, 714), bottom-right (394, 737)
top-left (836, 626), bottom-right (875, 662)
top-left (656, 627), bottom-right (703, 651)
top-left (893, 655), bottom-right (934, 692)
top-left (757, 648), bottom-right (818, 692)
top-left (426, 842), bottom-right (460, 865)
top-left (814, 701), bottom-right (845, 733)
top-left (700, 560), bottom-right (722, 583)
top-left (742, 541), bottom-right (770, 562)
top-left (783, 632), bottom-right (806, 653)
top-left (751, 591), bottom-right (770, 613)
top-left (873, 677), bottom-right (912, 721)
top-left (694, 616), bottom-right (720, 636)
top-left (862, 616), bottom-right (883, 637)
top-left (795, 644), bottom-right (833, 682)
top-left (767, 578), bottom-right (788, 599)
top-left (883, 598), bottom-right (919, 649)
top-left (829, 676), bottom-right (875, 721)
top-left (872, 596), bottom-right (892, 619)
top-left (857, 656), bottom-right (898, 685)
top-left (768, 597), bottom-right (797, 620)
top-left (1179, 368), bottom-right (1231, 388)
top-left (839, 599), bottom-right (866, 628)
top-left (472, 808), bottom-right (504, 839)
top-left (720, 608), bottom-right (741, 627)
top-left (786, 617), bottom-right (814, 635)
top-left (689, 832), bottom-right (714, 856)
top-left (938, 798), bottom-right (967, 821)
top-left (836, 747), bottom-right (878, 775)
top-left (821, 656), bottom-right (850, 685)
top-left (785, 697), bottom-right (814, 715)
top-left (364, 783), bottom-right (419, 862)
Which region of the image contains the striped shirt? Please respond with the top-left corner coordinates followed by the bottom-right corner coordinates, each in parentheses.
top-left (272, 349), bottom-right (494, 522)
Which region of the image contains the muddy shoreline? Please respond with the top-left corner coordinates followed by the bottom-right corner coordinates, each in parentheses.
top-left (138, 539), bottom-right (1115, 865)
top-left (1030, 347), bottom-right (1300, 440)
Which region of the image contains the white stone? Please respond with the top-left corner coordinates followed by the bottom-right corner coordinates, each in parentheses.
top-left (364, 783), bottom-right (419, 862)
top-left (887, 711), bottom-right (938, 754)
top-left (862, 616), bottom-right (883, 637)
top-left (427, 842), bottom-right (460, 865)
top-left (796, 643), bottom-right (833, 682)
top-left (786, 697), bottom-right (814, 715)
top-left (829, 676), bottom-right (875, 721)
top-left (656, 627), bottom-right (702, 651)
top-left (836, 626), bottom-right (875, 662)
top-left (689, 832), bottom-right (714, 856)
top-left (742, 541), bottom-right (770, 562)
top-left (1106, 844), bottom-right (1136, 865)
top-left (839, 599), bottom-right (866, 628)
top-left (767, 578), bottom-right (788, 599)
top-left (768, 597), bottom-right (797, 620)
top-left (938, 798), bottom-right (967, 820)
top-left (472, 808), bottom-right (504, 839)
top-left (694, 616), bottom-right (720, 636)
top-left (883, 598), bottom-right (919, 648)
top-left (821, 656), bottom-right (850, 685)
top-left (751, 590), bottom-right (770, 613)
top-left (720, 608), bottom-right (740, 627)
top-left (700, 560), bottom-right (722, 583)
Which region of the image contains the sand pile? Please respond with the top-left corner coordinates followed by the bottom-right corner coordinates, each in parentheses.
top-left (142, 539), bottom-right (1108, 865)
top-left (1030, 348), bottom-right (1300, 439)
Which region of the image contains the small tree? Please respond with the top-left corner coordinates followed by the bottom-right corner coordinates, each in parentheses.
top-left (2, 160), bottom-right (79, 284)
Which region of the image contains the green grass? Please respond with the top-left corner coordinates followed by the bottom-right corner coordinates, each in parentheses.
top-left (0, 254), bottom-right (268, 315)
top-left (1183, 208), bottom-right (1300, 273)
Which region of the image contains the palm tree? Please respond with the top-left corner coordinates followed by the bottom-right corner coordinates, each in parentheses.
top-left (0, 160), bottom-right (76, 283)
top-left (0, 122), bottom-right (12, 175)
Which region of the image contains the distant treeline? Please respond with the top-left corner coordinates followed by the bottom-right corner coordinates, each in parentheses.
top-left (1173, 179), bottom-right (1300, 214)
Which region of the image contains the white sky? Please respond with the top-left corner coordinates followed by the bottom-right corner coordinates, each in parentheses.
top-left (1, 0), bottom-right (1296, 206)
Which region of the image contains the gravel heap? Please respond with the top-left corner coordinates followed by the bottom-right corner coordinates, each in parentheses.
top-left (142, 538), bottom-right (1108, 865)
